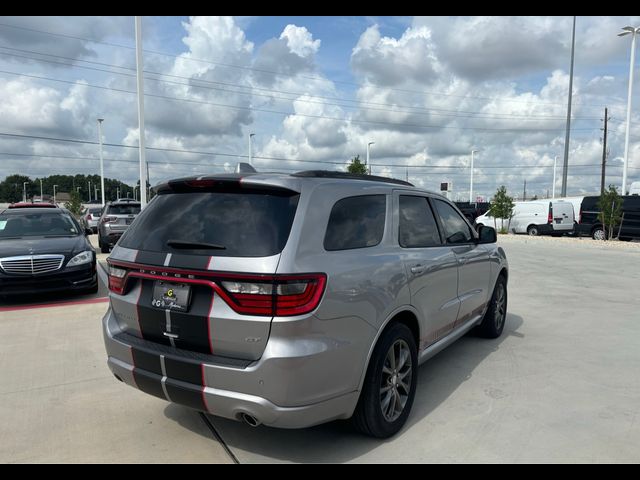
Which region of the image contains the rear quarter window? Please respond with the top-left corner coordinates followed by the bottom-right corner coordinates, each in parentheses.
top-left (324, 195), bottom-right (386, 251)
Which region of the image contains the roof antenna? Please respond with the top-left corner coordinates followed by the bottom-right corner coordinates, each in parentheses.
top-left (235, 162), bottom-right (257, 173)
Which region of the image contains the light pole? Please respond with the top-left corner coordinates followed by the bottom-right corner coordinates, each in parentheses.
top-left (248, 133), bottom-right (255, 166)
top-left (53, 185), bottom-right (58, 204)
top-left (470, 150), bottom-right (478, 203)
top-left (366, 141), bottom-right (375, 175)
top-left (88, 181), bottom-right (91, 203)
top-left (135, 16), bottom-right (148, 208)
top-left (23, 182), bottom-right (28, 202)
top-left (97, 118), bottom-right (106, 206)
top-left (116, 187), bottom-right (120, 200)
top-left (561, 16), bottom-right (576, 198)
top-left (619, 26), bottom-right (639, 195)
top-left (553, 155), bottom-right (558, 199)
top-left (39, 179), bottom-right (43, 201)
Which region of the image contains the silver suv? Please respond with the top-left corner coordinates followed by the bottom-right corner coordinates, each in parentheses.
top-left (98, 199), bottom-right (141, 253)
top-left (103, 171), bottom-right (508, 438)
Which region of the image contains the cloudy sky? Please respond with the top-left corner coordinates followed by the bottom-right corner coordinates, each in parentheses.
top-left (1, 15), bottom-right (639, 200)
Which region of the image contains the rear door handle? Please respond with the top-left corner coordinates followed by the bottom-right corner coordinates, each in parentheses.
top-left (410, 265), bottom-right (426, 274)
top-left (458, 257), bottom-right (468, 265)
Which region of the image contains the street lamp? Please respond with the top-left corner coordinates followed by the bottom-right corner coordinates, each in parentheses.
top-left (39, 179), bottom-right (43, 201)
top-left (619, 25), bottom-right (640, 195)
top-left (551, 155), bottom-right (558, 198)
top-left (116, 187), bottom-right (120, 200)
top-left (23, 182), bottom-right (28, 202)
top-left (248, 133), bottom-right (255, 166)
top-left (97, 118), bottom-right (105, 206)
top-left (366, 141), bottom-right (375, 175)
top-left (88, 181), bottom-right (91, 203)
top-left (470, 150), bottom-right (479, 203)
top-left (53, 185), bottom-right (58, 204)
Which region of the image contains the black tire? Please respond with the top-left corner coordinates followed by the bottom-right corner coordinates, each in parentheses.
top-left (592, 226), bottom-right (606, 240)
top-left (476, 275), bottom-right (508, 339)
top-left (527, 225), bottom-right (539, 236)
top-left (353, 323), bottom-right (418, 438)
top-left (99, 235), bottom-right (110, 254)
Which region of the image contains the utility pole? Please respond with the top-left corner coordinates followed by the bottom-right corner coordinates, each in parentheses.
top-left (523, 179), bottom-right (527, 201)
top-left (561, 16), bottom-right (577, 198)
top-left (248, 133), bottom-right (255, 166)
top-left (135, 16), bottom-right (148, 208)
top-left (39, 179), bottom-right (43, 201)
top-left (97, 118), bottom-right (105, 206)
top-left (601, 107), bottom-right (609, 195)
top-left (88, 181), bottom-right (91, 203)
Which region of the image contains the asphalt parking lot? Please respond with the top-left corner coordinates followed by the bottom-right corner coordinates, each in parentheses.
top-left (1, 235), bottom-right (639, 463)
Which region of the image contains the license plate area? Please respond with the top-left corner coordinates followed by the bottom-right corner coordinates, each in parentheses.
top-left (152, 281), bottom-right (191, 312)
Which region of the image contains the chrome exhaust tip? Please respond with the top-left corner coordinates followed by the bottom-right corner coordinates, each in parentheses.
top-left (240, 412), bottom-right (261, 427)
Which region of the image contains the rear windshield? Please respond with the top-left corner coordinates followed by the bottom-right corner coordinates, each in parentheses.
top-left (119, 191), bottom-right (299, 257)
top-left (107, 204), bottom-right (141, 215)
top-left (89, 208), bottom-right (103, 215)
top-left (0, 212), bottom-right (80, 238)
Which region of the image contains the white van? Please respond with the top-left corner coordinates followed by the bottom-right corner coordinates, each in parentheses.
top-left (629, 182), bottom-right (640, 196)
top-left (475, 200), bottom-right (575, 236)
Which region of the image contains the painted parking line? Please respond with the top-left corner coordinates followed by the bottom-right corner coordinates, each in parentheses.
top-left (0, 296), bottom-right (109, 313)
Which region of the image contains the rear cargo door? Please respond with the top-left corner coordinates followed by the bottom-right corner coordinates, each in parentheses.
top-left (551, 201), bottom-right (574, 231)
top-left (108, 184), bottom-right (300, 361)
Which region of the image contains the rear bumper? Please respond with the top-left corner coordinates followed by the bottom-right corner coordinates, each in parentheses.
top-left (536, 223), bottom-right (573, 235)
top-left (0, 265), bottom-right (97, 295)
top-left (103, 306), bottom-right (370, 428)
top-left (100, 231), bottom-right (124, 246)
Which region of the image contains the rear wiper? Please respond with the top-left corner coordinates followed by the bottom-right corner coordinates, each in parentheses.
top-left (166, 240), bottom-right (226, 250)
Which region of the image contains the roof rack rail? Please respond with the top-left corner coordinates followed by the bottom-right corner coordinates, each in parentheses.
top-left (291, 170), bottom-right (413, 187)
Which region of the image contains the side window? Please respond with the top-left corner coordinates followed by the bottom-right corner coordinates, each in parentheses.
top-left (433, 199), bottom-right (473, 244)
top-left (399, 196), bottom-right (441, 247)
top-left (324, 195), bottom-right (386, 251)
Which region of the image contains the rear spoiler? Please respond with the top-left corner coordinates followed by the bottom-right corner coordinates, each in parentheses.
top-left (154, 174), bottom-right (299, 195)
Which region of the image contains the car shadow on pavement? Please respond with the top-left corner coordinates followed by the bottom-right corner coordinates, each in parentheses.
top-left (165, 313), bottom-right (524, 463)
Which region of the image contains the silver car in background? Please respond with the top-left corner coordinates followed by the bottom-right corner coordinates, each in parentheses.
top-left (81, 206), bottom-right (103, 234)
top-left (103, 171), bottom-right (508, 438)
top-left (98, 199), bottom-right (141, 253)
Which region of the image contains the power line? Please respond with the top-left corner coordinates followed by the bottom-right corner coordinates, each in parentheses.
top-left (0, 68), bottom-right (601, 134)
top-left (0, 47), bottom-right (605, 123)
top-left (0, 21), bottom-right (620, 109)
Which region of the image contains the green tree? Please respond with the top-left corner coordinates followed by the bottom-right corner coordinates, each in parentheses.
top-left (488, 186), bottom-right (515, 234)
top-left (347, 155), bottom-right (367, 175)
top-left (64, 190), bottom-right (84, 218)
top-left (597, 185), bottom-right (624, 240)
top-left (0, 174), bottom-right (32, 203)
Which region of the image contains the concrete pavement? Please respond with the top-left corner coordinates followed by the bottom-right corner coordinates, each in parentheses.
top-left (0, 235), bottom-right (639, 462)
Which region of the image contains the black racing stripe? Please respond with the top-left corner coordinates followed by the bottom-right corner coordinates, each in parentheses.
top-left (135, 250), bottom-right (167, 267)
top-left (131, 348), bottom-right (162, 376)
top-left (168, 253), bottom-right (211, 270)
top-left (165, 379), bottom-right (206, 411)
top-left (137, 280), bottom-right (172, 347)
top-left (164, 357), bottom-right (202, 385)
top-left (171, 284), bottom-right (212, 354)
top-left (133, 369), bottom-right (166, 400)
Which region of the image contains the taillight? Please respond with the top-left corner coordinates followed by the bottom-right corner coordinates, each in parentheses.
top-left (548, 204), bottom-right (553, 224)
top-left (108, 264), bottom-right (127, 294)
top-left (101, 216), bottom-right (117, 224)
top-left (220, 274), bottom-right (326, 316)
top-left (578, 206), bottom-right (582, 224)
top-left (86, 214), bottom-right (92, 220)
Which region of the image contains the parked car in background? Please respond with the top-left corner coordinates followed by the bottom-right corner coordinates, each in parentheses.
top-left (98, 199), bottom-right (141, 253)
top-left (81, 206), bottom-right (103, 234)
top-left (0, 206), bottom-right (97, 296)
top-left (103, 171), bottom-right (508, 438)
top-left (576, 195), bottom-right (640, 240)
top-left (475, 200), bottom-right (575, 236)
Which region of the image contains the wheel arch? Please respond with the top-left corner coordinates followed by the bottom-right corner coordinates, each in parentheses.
top-left (356, 306), bottom-right (421, 393)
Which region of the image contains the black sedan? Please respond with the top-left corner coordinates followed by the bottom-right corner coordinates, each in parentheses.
top-left (0, 207), bottom-right (98, 296)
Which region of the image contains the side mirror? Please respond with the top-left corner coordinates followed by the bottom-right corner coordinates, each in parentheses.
top-left (84, 228), bottom-right (93, 236)
top-left (478, 225), bottom-right (497, 244)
